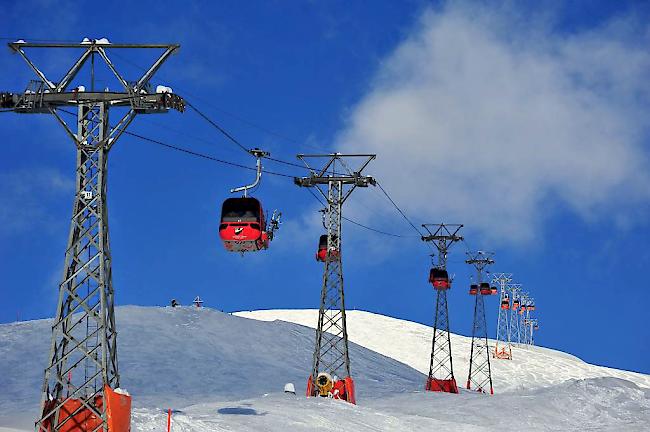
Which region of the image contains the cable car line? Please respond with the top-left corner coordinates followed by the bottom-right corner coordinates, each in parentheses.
top-left (123, 130), bottom-right (296, 178)
top-left (107, 49), bottom-right (314, 151)
top-left (375, 182), bottom-right (425, 237)
top-left (185, 100), bottom-right (250, 154)
top-left (58, 104), bottom-right (426, 240)
top-left (185, 97), bottom-right (346, 176)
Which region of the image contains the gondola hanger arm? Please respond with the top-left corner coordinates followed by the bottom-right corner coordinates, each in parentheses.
top-left (230, 148), bottom-right (270, 197)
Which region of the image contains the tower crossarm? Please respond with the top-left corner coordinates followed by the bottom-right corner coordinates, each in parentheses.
top-left (2, 41), bottom-right (185, 116)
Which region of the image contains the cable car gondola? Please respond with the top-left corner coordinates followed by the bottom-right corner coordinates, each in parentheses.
top-left (429, 268), bottom-right (450, 290)
top-left (479, 282), bottom-right (492, 295)
top-left (500, 295), bottom-right (510, 310)
top-left (469, 284), bottom-right (478, 295)
top-left (490, 286), bottom-right (497, 295)
top-left (512, 299), bottom-right (520, 310)
top-left (218, 149), bottom-right (281, 253)
top-left (316, 234), bottom-right (339, 262)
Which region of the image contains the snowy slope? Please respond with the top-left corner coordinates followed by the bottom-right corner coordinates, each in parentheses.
top-left (235, 309), bottom-right (650, 392)
top-left (0, 306), bottom-right (423, 430)
top-left (1, 306), bottom-right (648, 431)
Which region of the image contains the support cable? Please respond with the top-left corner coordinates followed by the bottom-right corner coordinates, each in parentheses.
top-left (376, 182), bottom-right (425, 237)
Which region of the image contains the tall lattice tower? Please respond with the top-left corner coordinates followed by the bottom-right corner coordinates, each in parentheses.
top-left (492, 273), bottom-right (513, 359)
top-left (294, 153), bottom-right (376, 404)
top-left (529, 319), bottom-right (539, 346)
top-left (509, 284), bottom-right (522, 346)
top-left (519, 294), bottom-right (530, 346)
top-left (1, 40), bottom-right (184, 432)
top-left (421, 224), bottom-right (463, 393)
top-left (465, 251), bottom-right (495, 394)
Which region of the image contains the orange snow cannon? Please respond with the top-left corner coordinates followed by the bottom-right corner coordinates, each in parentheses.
top-left (306, 373), bottom-right (356, 404)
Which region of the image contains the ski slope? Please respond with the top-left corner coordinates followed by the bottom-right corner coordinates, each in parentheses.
top-left (235, 309), bottom-right (650, 392)
top-left (0, 306), bottom-right (648, 431)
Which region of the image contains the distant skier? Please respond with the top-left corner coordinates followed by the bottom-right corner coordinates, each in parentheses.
top-left (193, 296), bottom-right (203, 308)
top-left (170, 299), bottom-right (179, 308)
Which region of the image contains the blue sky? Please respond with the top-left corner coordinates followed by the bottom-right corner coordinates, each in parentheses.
top-left (1, 0), bottom-right (649, 376)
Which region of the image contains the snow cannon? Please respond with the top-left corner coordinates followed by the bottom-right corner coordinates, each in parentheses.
top-left (306, 373), bottom-right (356, 404)
top-left (316, 372), bottom-right (334, 396)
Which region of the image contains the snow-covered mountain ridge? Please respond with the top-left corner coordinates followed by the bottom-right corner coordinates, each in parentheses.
top-left (0, 306), bottom-right (648, 431)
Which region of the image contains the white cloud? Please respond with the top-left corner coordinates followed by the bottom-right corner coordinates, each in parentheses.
top-left (337, 3), bottom-right (650, 245)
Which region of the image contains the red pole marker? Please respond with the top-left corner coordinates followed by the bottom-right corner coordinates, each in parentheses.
top-left (167, 408), bottom-right (172, 432)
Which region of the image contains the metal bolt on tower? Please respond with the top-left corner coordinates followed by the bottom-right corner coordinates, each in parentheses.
top-left (421, 223), bottom-right (463, 394)
top-left (465, 251), bottom-right (495, 394)
top-left (492, 273), bottom-right (513, 360)
top-left (294, 153), bottom-right (376, 404)
top-left (1, 40), bottom-right (184, 432)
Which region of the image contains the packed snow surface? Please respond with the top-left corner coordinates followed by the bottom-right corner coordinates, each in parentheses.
top-left (0, 306), bottom-right (648, 431)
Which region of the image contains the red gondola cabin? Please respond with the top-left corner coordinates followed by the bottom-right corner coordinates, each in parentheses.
top-left (219, 197), bottom-right (269, 253)
top-left (316, 234), bottom-right (339, 262)
top-left (479, 282), bottom-right (492, 295)
top-left (429, 268), bottom-right (450, 290)
top-left (512, 299), bottom-right (520, 310)
top-left (490, 286), bottom-right (498, 295)
top-left (500, 296), bottom-right (510, 310)
top-left (469, 284), bottom-right (478, 295)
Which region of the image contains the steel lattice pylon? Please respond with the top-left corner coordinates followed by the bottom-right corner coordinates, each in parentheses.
top-left (465, 251), bottom-right (495, 394)
top-left (508, 284), bottom-right (522, 346)
top-left (421, 224), bottom-right (463, 394)
top-left (2, 40), bottom-right (184, 432)
top-left (295, 154), bottom-right (376, 404)
top-left (492, 273), bottom-right (513, 360)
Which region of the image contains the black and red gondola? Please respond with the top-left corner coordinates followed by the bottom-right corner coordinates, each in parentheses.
top-left (429, 268), bottom-right (450, 290)
top-left (219, 149), bottom-right (281, 253)
top-left (479, 282), bottom-right (492, 295)
top-left (469, 284), bottom-right (478, 295)
top-left (500, 295), bottom-right (510, 310)
top-left (316, 234), bottom-right (339, 262)
top-left (512, 298), bottom-right (520, 310)
top-left (490, 286), bottom-right (498, 295)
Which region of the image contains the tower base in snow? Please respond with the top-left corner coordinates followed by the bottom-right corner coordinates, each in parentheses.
top-left (426, 377), bottom-right (459, 394)
top-left (494, 346), bottom-right (512, 360)
top-left (40, 385), bottom-right (131, 432)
